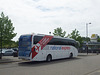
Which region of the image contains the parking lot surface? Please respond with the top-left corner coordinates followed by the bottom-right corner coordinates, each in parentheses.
top-left (0, 54), bottom-right (100, 75)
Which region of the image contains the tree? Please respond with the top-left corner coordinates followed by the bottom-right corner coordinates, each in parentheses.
top-left (53, 27), bottom-right (66, 37)
top-left (66, 29), bottom-right (80, 40)
top-left (0, 12), bottom-right (17, 48)
top-left (66, 29), bottom-right (82, 47)
top-left (97, 36), bottom-right (100, 42)
top-left (82, 37), bottom-right (90, 43)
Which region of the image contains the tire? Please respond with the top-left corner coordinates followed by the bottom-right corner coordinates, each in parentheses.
top-left (46, 55), bottom-right (52, 62)
top-left (69, 53), bottom-right (73, 58)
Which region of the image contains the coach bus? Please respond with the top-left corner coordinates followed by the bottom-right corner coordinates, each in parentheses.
top-left (18, 34), bottom-right (78, 61)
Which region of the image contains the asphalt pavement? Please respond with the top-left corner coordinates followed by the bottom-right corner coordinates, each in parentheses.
top-left (0, 53), bottom-right (98, 64)
top-left (0, 56), bottom-right (22, 64)
top-left (0, 53), bottom-right (100, 75)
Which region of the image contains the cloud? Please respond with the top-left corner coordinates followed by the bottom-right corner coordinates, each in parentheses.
top-left (0, 0), bottom-right (100, 41)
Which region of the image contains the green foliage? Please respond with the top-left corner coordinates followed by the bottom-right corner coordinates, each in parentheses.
top-left (97, 38), bottom-right (100, 42)
top-left (82, 37), bottom-right (90, 42)
top-left (3, 41), bottom-right (18, 48)
top-left (0, 12), bottom-right (17, 48)
top-left (53, 27), bottom-right (66, 37)
top-left (66, 29), bottom-right (83, 47)
top-left (97, 36), bottom-right (100, 42)
top-left (67, 29), bottom-right (80, 40)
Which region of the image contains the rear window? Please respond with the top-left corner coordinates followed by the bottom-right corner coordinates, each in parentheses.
top-left (19, 35), bottom-right (32, 47)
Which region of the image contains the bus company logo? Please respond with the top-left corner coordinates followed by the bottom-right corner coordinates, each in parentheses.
top-left (31, 35), bottom-right (53, 59)
top-left (34, 38), bottom-right (50, 53)
top-left (35, 43), bottom-right (41, 53)
top-left (62, 47), bottom-right (70, 50)
top-left (50, 46), bottom-right (70, 50)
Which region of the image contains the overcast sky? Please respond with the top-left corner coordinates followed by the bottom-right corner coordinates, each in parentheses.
top-left (0, 0), bottom-right (100, 41)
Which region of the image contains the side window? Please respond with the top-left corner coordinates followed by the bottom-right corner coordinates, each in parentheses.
top-left (34, 36), bottom-right (43, 44)
top-left (34, 36), bottom-right (37, 44)
top-left (33, 36), bottom-right (77, 47)
top-left (48, 38), bottom-right (68, 45)
top-left (48, 38), bottom-right (56, 45)
top-left (48, 38), bottom-right (55, 45)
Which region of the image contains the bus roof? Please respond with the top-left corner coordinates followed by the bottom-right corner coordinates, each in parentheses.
top-left (20, 33), bottom-right (76, 42)
top-left (35, 34), bottom-right (76, 41)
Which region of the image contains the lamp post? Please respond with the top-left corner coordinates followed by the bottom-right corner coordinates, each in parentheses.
top-left (86, 22), bottom-right (91, 55)
top-left (86, 23), bottom-right (91, 38)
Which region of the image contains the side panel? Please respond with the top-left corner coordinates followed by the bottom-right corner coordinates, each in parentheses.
top-left (30, 45), bottom-right (78, 61)
top-left (48, 45), bottom-right (70, 59)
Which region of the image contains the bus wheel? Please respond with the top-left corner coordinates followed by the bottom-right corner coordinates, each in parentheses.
top-left (69, 53), bottom-right (73, 58)
top-left (46, 55), bottom-right (52, 62)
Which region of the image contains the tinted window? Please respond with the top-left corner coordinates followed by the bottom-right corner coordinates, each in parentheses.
top-left (34, 36), bottom-right (43, 44)
top-left (33, 36), bottom-right (77, 47)
top-left (48, 38), bottom-right (68, 45)
top-left (19, 35), bottom-right (32, 47)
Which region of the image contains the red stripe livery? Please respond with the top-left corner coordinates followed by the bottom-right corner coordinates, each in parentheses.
top-left (31, 35), bottom-right (53, 59)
